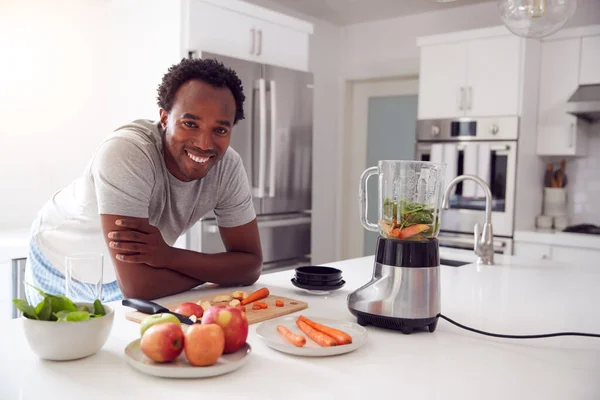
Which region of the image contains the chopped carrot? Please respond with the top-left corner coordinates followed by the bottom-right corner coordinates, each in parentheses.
top-left (252, 304), bottom-right (261, 310)
top-left (255, 301), bottom-right (268, 309)
top-left (275, 299), bottom-right (284, 307)
top-left (397, 224), bottom-right (429, 239)
top-left (241, 287), bottom-right (270, 305)
top-left (298, 315), bottom-right (352, 345)
top-left (277, 325), bottom-right (306, 347)
top-left (296, 320), bottom-right (337, 347)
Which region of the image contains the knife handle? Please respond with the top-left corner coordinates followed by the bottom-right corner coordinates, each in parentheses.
top-left (122, 298), bottom-right (168, 315)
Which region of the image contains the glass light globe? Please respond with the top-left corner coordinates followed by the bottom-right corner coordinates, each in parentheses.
top-left (498, 0), bottom-right (577, 39)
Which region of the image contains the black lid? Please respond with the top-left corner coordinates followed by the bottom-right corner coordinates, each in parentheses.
top-left (375, 237), bottom-right (439, 268)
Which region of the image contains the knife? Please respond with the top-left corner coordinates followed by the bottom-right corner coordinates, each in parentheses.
top-left (121, 298), bottom-right (200, 325)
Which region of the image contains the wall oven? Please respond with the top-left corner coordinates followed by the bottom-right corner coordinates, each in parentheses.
top-left (415, 117), bottom-right (518, 250)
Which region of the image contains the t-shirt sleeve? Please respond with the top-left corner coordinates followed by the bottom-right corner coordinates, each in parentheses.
top-left (214, 150), bottom-right (257, 228)
top-left (90, 138), bottom-right (155, 218)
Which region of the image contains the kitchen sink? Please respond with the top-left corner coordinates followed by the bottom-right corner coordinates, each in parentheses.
top-left (440, 259), bottom-right (471, 267)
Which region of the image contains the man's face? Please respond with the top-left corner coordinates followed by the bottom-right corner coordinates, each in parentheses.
top-left (160, 79), bottom-right (236, 182)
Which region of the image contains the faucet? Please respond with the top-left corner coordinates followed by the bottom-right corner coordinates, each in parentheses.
top-left (442, 175), bottom-right (495, 265)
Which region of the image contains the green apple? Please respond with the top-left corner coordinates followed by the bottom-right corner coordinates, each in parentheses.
top-left (140, 313), bottom-right (181, 337)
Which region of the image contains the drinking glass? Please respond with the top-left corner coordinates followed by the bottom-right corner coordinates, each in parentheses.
top-left (65, 253), bottom-right (104, 302)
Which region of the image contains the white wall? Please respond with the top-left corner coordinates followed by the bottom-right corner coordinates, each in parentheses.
top-left (0, 0), bottom-right (112, 230)
top-left (0, 0), bottom-right (182, 232)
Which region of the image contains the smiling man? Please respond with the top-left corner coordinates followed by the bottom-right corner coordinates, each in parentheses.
top-left (24, 58), bottom-right (262, 304)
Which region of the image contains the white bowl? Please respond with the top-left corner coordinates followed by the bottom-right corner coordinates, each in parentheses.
top-left (22, 303), bottom-right (114, 361)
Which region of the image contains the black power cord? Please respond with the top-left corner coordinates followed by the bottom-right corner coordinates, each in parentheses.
top-left (438, 314), bottom-right (600, 339)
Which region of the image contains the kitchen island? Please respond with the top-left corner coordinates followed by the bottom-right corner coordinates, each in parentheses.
top-left (2, 249), bottom-right (599, 400)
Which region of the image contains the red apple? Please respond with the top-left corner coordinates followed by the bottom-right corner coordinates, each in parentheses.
top-left (184, 323), bottom-right (225, 366)
top-left (140, 322), bottom-right (184, 363)
top-left (201, 306), bottom-right (248, 354)
top-left (174, 302), bottom-right (204, 319)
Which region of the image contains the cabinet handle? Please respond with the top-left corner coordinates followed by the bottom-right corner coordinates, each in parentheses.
top-left (459, 87), bottom-right (465, 111)
top-left (250, 28), bottom-right (256, 54)
top-left (468, 86), bottom-right (473, 110)
top-left (569, 123), bottom-right (575, 148)
top-left (256, 29), bottom-right (262, 56)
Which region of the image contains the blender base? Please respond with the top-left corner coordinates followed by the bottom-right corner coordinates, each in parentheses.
top-left (353, 310), bottom-right (439, 334)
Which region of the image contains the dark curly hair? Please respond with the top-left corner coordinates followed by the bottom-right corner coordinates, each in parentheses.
top-left (157, 58), bottom-right (245, 124)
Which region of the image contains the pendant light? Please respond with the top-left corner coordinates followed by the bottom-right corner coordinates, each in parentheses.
top-left (498, 0), bottom-right (577, 38)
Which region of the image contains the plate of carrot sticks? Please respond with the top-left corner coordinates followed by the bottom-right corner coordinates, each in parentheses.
top-left (256, 315), bottom-right (367, 356)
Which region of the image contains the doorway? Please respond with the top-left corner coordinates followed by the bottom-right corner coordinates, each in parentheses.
top-left (340, 77), bottom-right (419, 260)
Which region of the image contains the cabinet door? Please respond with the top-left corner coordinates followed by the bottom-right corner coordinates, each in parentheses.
top-left (417, 43), bottom-right (467, 120)
top-left (580, 35), bottom-right (600, 85)
top-left (254, 21), bottom-right (309, 71)
top-left (187, 1), bottom-right (258, 63)
top-left (536, 123), bottom-right (588, 156)
top-left (536, 38), bottom-right (587, 156)
top-left (466, 36), bottom-right (521, 117)
top-left (538, 38), bottom-right (580, 126)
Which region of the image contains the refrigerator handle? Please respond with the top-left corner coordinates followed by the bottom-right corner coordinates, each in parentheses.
top-left (268, 80), bottom-right (277, 198)
top-left (256, 78), bottom-right (267, 198)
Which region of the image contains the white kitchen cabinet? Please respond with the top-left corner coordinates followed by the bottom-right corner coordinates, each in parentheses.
top-left (251, 17), bottom-right (310, 72)
top-left (536, 38), bottom-right (588, 156)
top-left (552, 246), bottom-right (600, 265)
top-left (580, 35), bottom-right (600, 85)
top-left (466, 36), bottom-right (521, 117)
top-left (187, 0), bottom-right (311, 71)
top-left (417, 43), bottom-right (467, 120)
top-left (417, 30), bottom-right (523, 120)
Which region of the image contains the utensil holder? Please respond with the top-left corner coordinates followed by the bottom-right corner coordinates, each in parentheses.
top-left (543, 188), bottom-right (567, 217)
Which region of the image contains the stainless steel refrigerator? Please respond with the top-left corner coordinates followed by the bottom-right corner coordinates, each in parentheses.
top-left (184, 52), bottom-right (313, 272)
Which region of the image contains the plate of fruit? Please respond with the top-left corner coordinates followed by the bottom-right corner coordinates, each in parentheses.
top-left (124, 305), bottom-right (251, 378)
top-left (256, 315), bottom-right (367, 357)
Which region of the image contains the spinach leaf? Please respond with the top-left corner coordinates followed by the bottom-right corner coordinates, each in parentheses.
top-left (93, 299), bottom-right (105, 316)
top-left (35, 297), bottom-right (53, 321)
top-left (55, 310), bottom-right (91, 322)
top-left (49, 295), bottom-right (78, 314)
top-left (67, 311), bottom-right (90, 322)
top-left (12, 299), bottom-right (38, 320)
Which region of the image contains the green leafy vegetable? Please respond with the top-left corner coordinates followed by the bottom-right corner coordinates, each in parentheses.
top-left (56, 310), bottom-right (90, 322)
top-left (14, 283), bottom-right (107, 321)
top-left (13, 299), bottom-right (38, 320)
top-left (35, 297), bottom-right (53, 321)
top-left (381, 198), bottom-right (439, 240)
top-left (93, 299), bottom-right (105, 316)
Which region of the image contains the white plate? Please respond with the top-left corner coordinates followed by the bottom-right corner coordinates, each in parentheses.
top-left (256, 315), bottom-right (367, 357)
top-left (124, 339), bottom-right (251, 378)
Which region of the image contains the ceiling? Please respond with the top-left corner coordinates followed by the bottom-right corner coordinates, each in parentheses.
top-left (262, 0), bottom-right (494, 25)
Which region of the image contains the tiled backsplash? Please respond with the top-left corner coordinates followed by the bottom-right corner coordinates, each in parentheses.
top-left (567, 124), bottom-right (600, 226)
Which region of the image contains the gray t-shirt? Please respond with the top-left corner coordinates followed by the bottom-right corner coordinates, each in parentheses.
top-left (32, 119), bottom-right (256, 283)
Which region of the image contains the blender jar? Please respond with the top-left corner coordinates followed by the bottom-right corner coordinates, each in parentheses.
top-left (359, 160), bottom-right (446, 241)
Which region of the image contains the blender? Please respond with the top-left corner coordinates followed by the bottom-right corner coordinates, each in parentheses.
top-left (347, 160), bottom-right (446, 334)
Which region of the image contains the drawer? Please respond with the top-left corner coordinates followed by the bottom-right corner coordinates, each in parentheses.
top-left (551, 246), bottom-right (600, 264)
top-left (513, 242), bottom-right (552, 260)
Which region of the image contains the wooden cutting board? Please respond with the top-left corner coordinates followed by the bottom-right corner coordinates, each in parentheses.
top-left (124, 295), bottom-right (308, 326)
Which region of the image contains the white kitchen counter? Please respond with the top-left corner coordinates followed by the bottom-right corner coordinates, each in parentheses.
top-left (515, 229), bottom-right (600, 250)
top-left (2, 250), bottom-right (600, 400)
